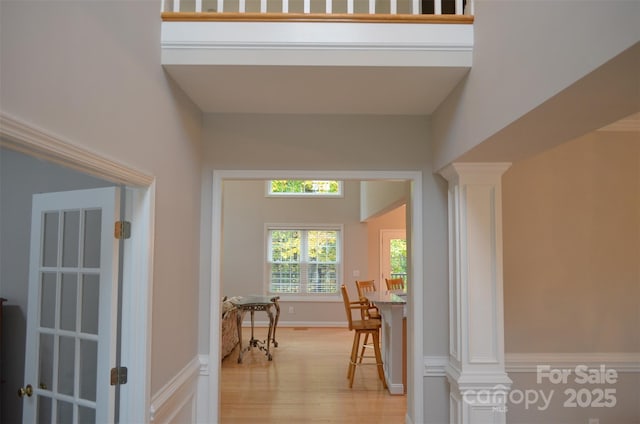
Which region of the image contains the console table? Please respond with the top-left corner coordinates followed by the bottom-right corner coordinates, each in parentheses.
top-left (229, 296), bottom-right (280, 363)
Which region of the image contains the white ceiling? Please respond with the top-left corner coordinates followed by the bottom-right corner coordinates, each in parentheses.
top-left (164, 65), bottom-right (470, 115)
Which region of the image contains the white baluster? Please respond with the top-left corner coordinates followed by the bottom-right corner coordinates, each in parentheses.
top-left (261, 0), bottom-right (267, 13)
top-left (239, 0), bottom-right (245, 12)
top-left (325, 0), bottom-right (331, 13)
top-left (434, 0), bottom-right (442, 14)
top-left (412, 0), bottom-right (420, 14)
top-left (468, 0), bottom-right (474, 15)
top-left (217, 0), bottom-right (224, 12)
top-left (455, 0), bottom-right (463, 14)
top-left (390, 0), bottom-right (397, 14)
top-left (368, 0), bottom-right (375, 14)
top-left (304, 0), bottom-right (310, 13)
top-left (195, 0), bottom-right (202, 12)
top-left (347, 0), bottom-right (354, 14)
top-left (173, 0), bottom-right (180, 12)
top-left (283, 0), bottom-right (288, 13)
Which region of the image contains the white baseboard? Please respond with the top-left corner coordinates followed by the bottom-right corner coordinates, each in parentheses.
top-left (241, 320), bottom-right (346, 328)
top-left (149, 356), bottom-right (201, 423)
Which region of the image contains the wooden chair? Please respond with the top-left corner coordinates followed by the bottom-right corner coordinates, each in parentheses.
top-left (355, 280), bottom-right (380, 320)
top-left (340, 285), bottom-right (386, 389)
top-left (385, 277), bottom-right (405, 292)
top-left (355, 280), bottom-right (381, 363)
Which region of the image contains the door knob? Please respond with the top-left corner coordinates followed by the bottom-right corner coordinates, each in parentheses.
top-left (18, 384), bottom-right (33, 398)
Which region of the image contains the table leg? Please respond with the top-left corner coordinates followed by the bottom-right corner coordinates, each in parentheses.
top-left (271, 298), bottom-right (280, 347)
top-left (236, 309), bottom-right (245, 364)
top-left (265, 308), bottom-right (274, 361)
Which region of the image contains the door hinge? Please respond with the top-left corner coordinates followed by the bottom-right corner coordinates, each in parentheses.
top-left (114, 221), bottom-right (131, 240)
top-left (110, 366), bottom-right (128, 386)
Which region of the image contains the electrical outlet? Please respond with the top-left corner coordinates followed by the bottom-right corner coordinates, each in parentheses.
top-left (288, 306), bottom-right (295, 314)
top-left (588, 419), bottom-right (599, 424)
top-left (353, 270), bottom-right (360, 277)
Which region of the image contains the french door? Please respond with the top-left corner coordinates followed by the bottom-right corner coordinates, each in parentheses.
top-left (20, 187), bottom-right (120, 424)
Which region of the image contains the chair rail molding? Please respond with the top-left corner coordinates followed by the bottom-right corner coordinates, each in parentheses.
top-left (149, 356), bottom-right (201, 423)
top-left (440, 162), bottom-right (513, 424)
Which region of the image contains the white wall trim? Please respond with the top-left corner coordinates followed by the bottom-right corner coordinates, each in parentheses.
top-left (0, 112), bottom-right (154, 186)
top-left (424, 355), bottom-right (448, 377)
top-left (506, 352), bottom-right (640, 373)
top-left (239, 320), bottom-right (346, 328)
top-left (424, 353), bottom-right (640, 377)
top-left (149, 356), bottom-right (201, 423)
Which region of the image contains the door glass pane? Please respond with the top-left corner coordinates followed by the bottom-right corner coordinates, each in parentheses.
top-left (56, 400), bottom-right (73, 424)
top-left (62, 210), bottom-right (80, 267)
top-left (79, 339), bottom-right (98, 402)
top-left (60, 273), bottom-right (78, 331)
top-left (83, 209), bottom-right (101, 268)
top-left (40, 273), bottom-right (57, 328)
top-left (37, 395), bottom-right (52, 424)
top-left (42, 212), bottom-right (59, 267)
top-left (38, 333), bottom-right (54, 393)
top-left (58, 336), bottom-right (75, 396)
top-left (78, 406), bottom-right (96, 423)
top-left (81, 274), bottom-right (100, 335)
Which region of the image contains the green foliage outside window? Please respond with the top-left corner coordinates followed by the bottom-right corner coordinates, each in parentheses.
top-left (270, 180), bottom-right (340, 195)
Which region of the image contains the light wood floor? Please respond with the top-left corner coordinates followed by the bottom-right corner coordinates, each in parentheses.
top-left (220, 327), bottom-right (407, 423)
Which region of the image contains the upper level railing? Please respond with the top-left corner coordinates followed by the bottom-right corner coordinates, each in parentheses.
top-left (161, 0), bottom-right (473, 19)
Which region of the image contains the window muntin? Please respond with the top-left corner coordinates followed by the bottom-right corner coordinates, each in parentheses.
top-left (267, 180), bottom-right (342, 197)
top-left (267, 226), bottom-right (341, 296)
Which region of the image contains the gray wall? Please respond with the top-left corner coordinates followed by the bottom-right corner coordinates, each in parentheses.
top-left (221, 180), bottom-right (366, 324)
top-left (432, 0), bottom-right (640, 170)
top-left (0, 0), bottom-right (204, 397)
top-left (200, 113), bottom-right (450, 421)
top-left (0, 147), bottom-right (112, 424)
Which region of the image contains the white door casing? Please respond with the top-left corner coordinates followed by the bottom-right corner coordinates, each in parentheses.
top-left (22, 187), bottom-right (120, 424)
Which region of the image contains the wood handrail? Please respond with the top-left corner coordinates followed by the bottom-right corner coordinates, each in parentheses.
top-left (161, 12), bottom-right (474, 24)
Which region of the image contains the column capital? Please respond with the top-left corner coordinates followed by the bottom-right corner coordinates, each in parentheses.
top-left (439, 162), bottom-right (511, 184)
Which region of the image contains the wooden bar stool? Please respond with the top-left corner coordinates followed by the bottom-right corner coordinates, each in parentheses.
top-left (340, 284), bottom-right (386, 389)
top-left (355, 279), bottom-right (381, 363)
top-left (385, 277), bottom-right (405, 292)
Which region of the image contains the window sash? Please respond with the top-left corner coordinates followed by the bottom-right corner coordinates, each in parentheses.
top-left (267, 227), bottom-right (340, 295)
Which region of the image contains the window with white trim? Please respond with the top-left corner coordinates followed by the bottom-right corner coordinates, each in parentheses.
top-left (266, 225), bottom-right (341, 296)
top-left (267, 180), bottom-right (343, 197)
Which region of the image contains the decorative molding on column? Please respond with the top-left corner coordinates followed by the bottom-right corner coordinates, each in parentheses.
top-left (440, 162), bottom-right (512, 424)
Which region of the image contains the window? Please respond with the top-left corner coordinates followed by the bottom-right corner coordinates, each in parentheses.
top-left (267, 180), bottom-right (342, 197)
top-left (267, 225), bottom-right (341, 296)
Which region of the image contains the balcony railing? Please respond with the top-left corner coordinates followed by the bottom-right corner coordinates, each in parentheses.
top-left (161, 0), bottom-right (473, 20)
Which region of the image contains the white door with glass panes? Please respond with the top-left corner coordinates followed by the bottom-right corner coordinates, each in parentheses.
top-left (20, 187), bottom-right (120, 424)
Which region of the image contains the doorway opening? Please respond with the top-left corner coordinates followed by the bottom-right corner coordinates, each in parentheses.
top-left (207, 170), bottom-right (424, 424)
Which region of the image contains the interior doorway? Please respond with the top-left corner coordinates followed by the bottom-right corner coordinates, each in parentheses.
top-left (208, 170), bottom-right (424, 424)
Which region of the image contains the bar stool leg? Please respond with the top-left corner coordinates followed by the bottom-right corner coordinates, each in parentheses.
top-left (372, 330), bottom-right (387, 389)
top-left (348, 331), bottom-right (361, 384)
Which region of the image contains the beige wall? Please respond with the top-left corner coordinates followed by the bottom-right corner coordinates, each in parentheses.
top-left (503, 130), bottom-right (640, 353)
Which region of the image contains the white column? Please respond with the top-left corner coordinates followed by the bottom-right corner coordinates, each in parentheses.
top-left (440, 163), bottom-right (512, 423)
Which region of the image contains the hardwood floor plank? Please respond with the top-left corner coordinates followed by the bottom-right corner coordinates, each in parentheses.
top-left (220, 327), bottom-right (406, 423)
